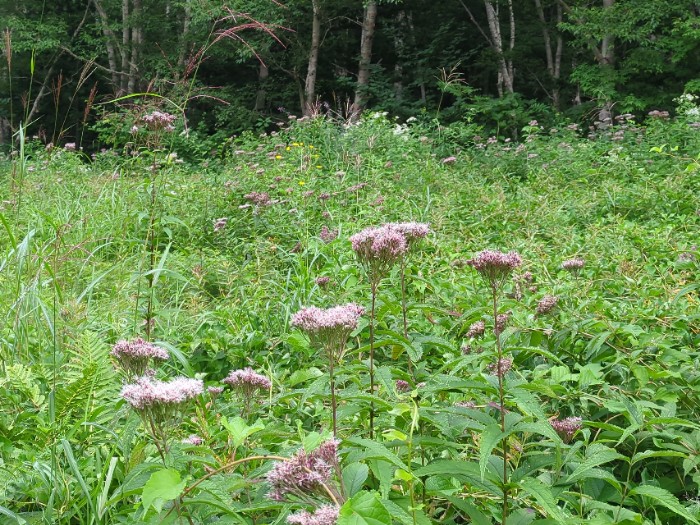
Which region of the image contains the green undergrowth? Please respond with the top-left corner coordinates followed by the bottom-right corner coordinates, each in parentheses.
top-left (0, 113), bottom-right (699, 524)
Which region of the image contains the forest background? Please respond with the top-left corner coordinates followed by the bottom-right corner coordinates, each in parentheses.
top-left (2, 0), bottom-right (700, 151)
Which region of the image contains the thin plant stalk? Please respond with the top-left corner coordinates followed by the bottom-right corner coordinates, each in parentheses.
top-left (492, 285), bottom-right (508, 525)
top-left (369, 279), bottom-right (378, 439)
top-left (400, 259), bottom-right (413, 376)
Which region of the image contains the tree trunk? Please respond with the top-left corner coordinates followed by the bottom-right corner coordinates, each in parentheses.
top-left (597, 0), bottom-right (615, 123)
top-left (462, 0), bottom-right (515, 96)
top-left (534, 0), bottom-right (563, 109)
top-left (127, 0), bottom-right (142, 93)
top-left (303, 0), bottom-right (322, 116)
top-left (352, 0), bottom-right (378, 119)
top-left (255, 62), bottom-right (269, 112)
top-left (393, 10), bottom-right (408, 101)
top-left (93, 0), bottom-right (121, 90)
top-left (121, 0), bottom-right (130, 94)
top-left (484, 0), bottom-right (515, 95)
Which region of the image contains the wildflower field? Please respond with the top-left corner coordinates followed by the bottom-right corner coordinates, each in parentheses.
top-left (0, 111), bottom-right (699, 525)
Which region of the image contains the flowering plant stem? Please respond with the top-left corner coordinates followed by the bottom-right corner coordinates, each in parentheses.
top-left (492, 285), bottom-right (509, 525)
top-left (400, 261), bottom-right (414, 377)
top-left (369, 280), bottom-right (378, 439)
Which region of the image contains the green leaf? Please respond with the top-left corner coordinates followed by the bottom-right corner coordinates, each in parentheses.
top-left (345, 438), bottom-right (409, 470)
top-left (413, 460), bottom-right (501, 496)
top-left (221, 416), bottom-right (265, 449)
top-left (479, 423), bottom-right (505, 480)
top-left (630, 484), bottom-right (700, 524)
top-left (337, 491), bottom-right (391, 525)
top-left (565, 444), bottom-right (625, 484)
top-left (630, 449), bottom-right (686, 465)
top-left (445, 496), bottom-right (492, 525)
top-left (519, 478), bottom-right (568, 523)
top-left (141, 468), bottom-right (186, 514)
top-left (343, 462), bottom-right (369, 497)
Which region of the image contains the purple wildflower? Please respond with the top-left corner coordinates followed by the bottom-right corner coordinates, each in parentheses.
top-left (111, 338), bottom-right (169, 378)
top-left (494, 312), bottom-right (510, 335)
top-left (468, 250), bottom-right (522, 289)
top-left (291, 304), bottom-right (364, 362)
top-left (266, 439), bottom-right (340, 503)
top-left (466, 320), bottom-right (486, 339)
top-left (182, 434), bottom-right (203, 445)
top-left (287, 504), bottom-right (340, 525)
top-left (244, 191), bottom-right (271, 206)
top-left (441, 156), bottom-right (457, 165)
top-left (562, 258), bottom-right (585, 273)
top-left (395, 380), bottom-right (411, 393)
top-left (315, 276), bottom-right (331, 287)
top-left (213, 217), bottom-right (228, 232)
top-left (208, 386), bottom-right (224, 399)
top-left (350, 225), bottom-right (408, 281)
top-left (319, 226), bottom-right (338, 243)
top-left (121, 375), bottom-right (203, 411)
top-left (550, 416), bottom-right (583, 442)
top-left (223, 367), bottom-right (272, 391)
top-left (140, 110), bottom-right (176, 132)
top-left (536, 295), bottom-right (558, 315)
top-left (488, 357), bottom-right (512, 377)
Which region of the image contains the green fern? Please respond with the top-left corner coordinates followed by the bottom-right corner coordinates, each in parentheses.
top-left (54, 330), bottom-right (118, 437)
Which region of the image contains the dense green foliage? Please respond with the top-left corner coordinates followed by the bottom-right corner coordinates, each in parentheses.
top-left (1, 0), bottom-right (700, 148)
top-left (0, 105), bottom-right (699, 523)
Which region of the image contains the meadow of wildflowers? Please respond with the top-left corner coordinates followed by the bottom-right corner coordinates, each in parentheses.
top-left (0, 110), bottom-right (699, 524)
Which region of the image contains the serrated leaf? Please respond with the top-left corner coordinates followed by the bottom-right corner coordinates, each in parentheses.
top-left (519, 477), bottom-right (568, 523)
top-left (221, 416), bottom-right (265, 449)
top-left (479, 423), bottom-right (505, 480)
top-left (565, 444), bottom-right (625, 484)
top-left (343, 462), bottom-right (369, 497)
top-left (630, 484), bottom-right (699, 524)
top-left (141, 468), bottom-right (186, 514)
top-left (337, 491), bottom-right (390, 525)
top-left (413, 460), bottom-right (501, 496)
top-left (630, 449), bottom-right (686, 465)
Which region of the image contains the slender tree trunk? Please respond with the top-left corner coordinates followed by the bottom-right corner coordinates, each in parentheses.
top-left (93, 0), bottom-right (121, 90)
top-left (121, 0), bottom-right (130, 94)
top-left (463, 0), bottom-right (515, 96)
top-left (303, 0), bottom-right (322, 116)
top-left (534, 0), bottom-right (563, 109)
top-left (597, 0), bottom-right (614, 123)
top-left (393, 10), bottom-right (408, 101)
top-left (255, 62), bottom-right (269, 112)
top-left (127, 0), bottom-right (142, 93)
top-left (352, 0), bottom-right (378, 119)
top-left (177, 0), bottom-right (192, 75)
top-left (484, 0), bottom-right (514, 94)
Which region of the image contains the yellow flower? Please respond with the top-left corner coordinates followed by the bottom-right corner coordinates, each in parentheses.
top-left (286, 146), bottom-right (291, 151)
top-left (316, 165), bottom-right (322, 169)
top-left (309, 145), bottom-right (314, 149)
top-left (275, 155), bottom-right (282, 159)
top-left (298, 180), bottom-right (305, 186)
top-left (292, 142), bottom-right (300, 147)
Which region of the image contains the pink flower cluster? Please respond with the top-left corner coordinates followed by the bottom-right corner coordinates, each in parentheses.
top-left (536, 295), bottom-right (558, 315)
top-left (488, 357), bottom-right (513, 377)
top-left (244, 191), bottom-right (271, 206)
top-left (223, 367), bottom-right (272, 391)
top-left (121, 376), bottom-right (203, 410)
top-left (468, 250), bottom-right (523, 287)
top-left (562, 258), bottom-right (585, 272)
top-left (350, 226), bottom-right (408, 266)
top-left (292, 304), bottom-right (364, 335)
top-left (267, 439), bottom-right (340, 503)
top-left (140, 110), bottom-right (176, 132)
top-left (319, 225), bottom-right (338, 243)
top-left (111, 338), bottom-right (169, 377)
top-left (287, 505), bottom-right (340, 525)
top-left (466, 320), bottom-right (485, 338)
top-left (550, 416), bottom-right (583, 441)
